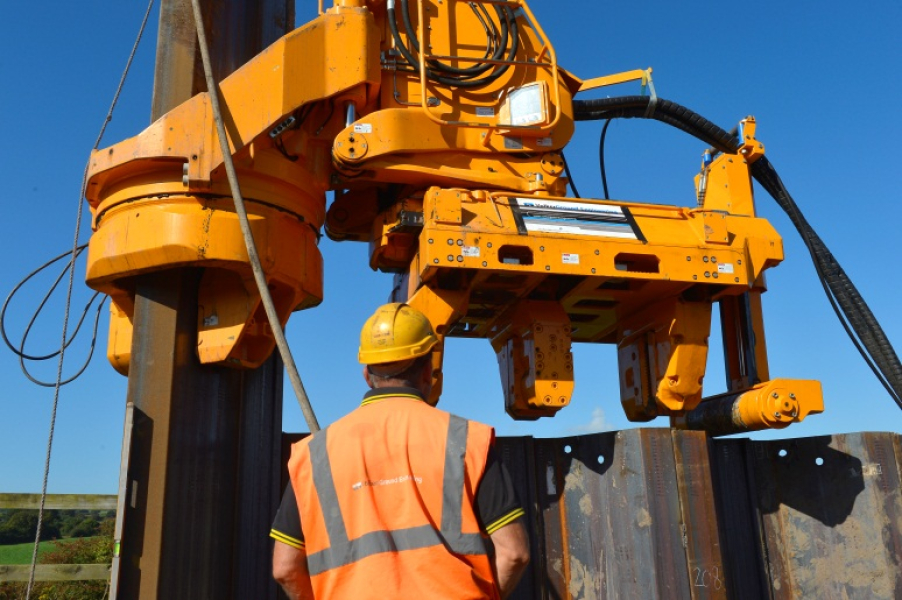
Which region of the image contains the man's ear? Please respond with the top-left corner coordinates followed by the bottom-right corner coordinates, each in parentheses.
top-left (421, 358), bottom-right (434, 386)
top-left (363, 365), bottom-right (373, 388)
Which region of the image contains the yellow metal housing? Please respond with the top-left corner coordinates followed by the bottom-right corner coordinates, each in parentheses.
top-left (83, 0), bottom-right (824, 433)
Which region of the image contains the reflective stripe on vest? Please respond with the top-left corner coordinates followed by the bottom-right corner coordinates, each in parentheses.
top-left (306, 414), bottom-right (487, 577)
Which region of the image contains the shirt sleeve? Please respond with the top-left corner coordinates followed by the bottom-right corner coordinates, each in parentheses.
top-left (475, 446), bottom-right (525, 535)
top-left (270, 483), bottom-right (305, 549)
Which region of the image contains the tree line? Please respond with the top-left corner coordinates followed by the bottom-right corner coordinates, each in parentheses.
top-left (0, 509), bottom-right (115, 545)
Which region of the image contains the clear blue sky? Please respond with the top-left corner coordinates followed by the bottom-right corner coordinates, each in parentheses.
top-left (1, 1), bottom-right (900, 494)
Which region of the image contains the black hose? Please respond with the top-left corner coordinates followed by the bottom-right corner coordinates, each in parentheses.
top-left (560, 151), bottom-right (580, 198)
top-left (387, 1), bottom-right (518, 89)
top-left (599, 119), bottom-right (612, 199)
top-left (573, 94), bottom-right (902, 409)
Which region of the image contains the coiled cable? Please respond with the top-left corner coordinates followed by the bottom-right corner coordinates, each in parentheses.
top-left (387, 0), bottom-right (519, 89)
top-left (1, 245), bottom-right (107, 387)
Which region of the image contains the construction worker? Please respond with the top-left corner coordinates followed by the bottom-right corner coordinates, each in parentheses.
top-left (271, 302), bottom-right (530, 599)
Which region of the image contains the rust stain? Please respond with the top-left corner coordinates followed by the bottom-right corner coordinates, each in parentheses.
top-left (198, 207), bottom-right (214, 259)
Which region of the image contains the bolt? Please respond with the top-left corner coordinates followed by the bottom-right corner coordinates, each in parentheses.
top-left (545, 265), bottom-right (551, 271)
top-left (447, 239), bottom-right (454, 245)
top-left (591, 268), bottom-right (596, 274)
top-left (703, 256), bottom-right (709, 263)
top-left (433, 258), bottom-right (439, 264)
top-left (487, 242), bottom-right (493, 248)
top-left (772, 392), bottom-right (779, 398)
top-left (789, 393), bottom-right (796, 399)
top-left (595, 249), bottom-right (600, 255)
top-left (704, 272), bottom-right (710, 278)
top-left (428, 239), bottom-right (434, 244)
top-left (482, 261), bottom-right (488, 267)
top-left (456, 239), bottom-right (463, 246)
top-left (447, 255), bottom-right (454, 261)
top-left (686, 256), bottom-right (691, 261)
top-left (540, 246), bottom-right (545, 252)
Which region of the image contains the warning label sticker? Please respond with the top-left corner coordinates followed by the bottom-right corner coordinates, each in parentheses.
top-left (462, 246), bottom-right (480, 257)
top-left (717, 263), bottom-right (734, 274)
top-left (562, 253), bottom-right (580, 265)
top-left (510, 198), bottom-right (641, 240)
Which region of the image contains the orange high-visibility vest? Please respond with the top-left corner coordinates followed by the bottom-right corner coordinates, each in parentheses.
top-left (288, 395), bottom-right (499, 599)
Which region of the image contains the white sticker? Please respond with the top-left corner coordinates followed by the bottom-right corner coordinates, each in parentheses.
top-left (462, 246), bottom-right (480, 257)
top-left (504, 136), bottom-right (524, 150)
top-left (353, 123), bottom-right (373, 133)
top-left (717, 263), bottom-right (734, 274)
top-left (537, 137), bottom-right (553, 147)
top-left (862, 463), bottom-right (883, 477)
top-left (562, 253), bottom-right (580, 265)
top-left (476, 107), bottom-right (495, 117)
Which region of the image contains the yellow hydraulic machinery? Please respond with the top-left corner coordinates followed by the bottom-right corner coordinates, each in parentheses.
top-left (84, 0), bottom-right (823, 434)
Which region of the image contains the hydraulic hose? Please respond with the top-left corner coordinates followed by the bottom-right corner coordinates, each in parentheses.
top-left (386, 0), bottom-right (518, 89)
top-left (400, 0), bottom-right (505, 78)
top-left (573, 95), bottom-right (902, 410)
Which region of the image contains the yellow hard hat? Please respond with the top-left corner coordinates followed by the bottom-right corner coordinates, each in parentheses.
top-left (358, 303), bottom-right (438, 365)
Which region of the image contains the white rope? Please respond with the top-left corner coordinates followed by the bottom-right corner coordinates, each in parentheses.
top-left (25, 1), bottom-right (156, 597)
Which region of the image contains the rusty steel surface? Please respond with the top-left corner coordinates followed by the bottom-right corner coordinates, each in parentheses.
top-left (233, 353), bottom-right (285, 599)
top-left (121, 275), bottom-right (286, 599)
top-left (152, 0), bottom-right (294, 119)
top-left (707, 439), bottom-right (769, 600)
top-left (746, 433), bottom-right (902, 599)
top-left (491, 429), bottom-right (902, 600)
top-left (117, 2), bottom-right (296, 598)
top-left (278, 429), bottom-right (901, 599)
top-left (118, 269), bottom-right (242, 598)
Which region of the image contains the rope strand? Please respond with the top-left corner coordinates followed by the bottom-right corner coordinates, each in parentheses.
top-left (25, 1), bottom-right (156, 595)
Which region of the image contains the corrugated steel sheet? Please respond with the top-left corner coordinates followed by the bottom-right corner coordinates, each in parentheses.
top-left (498, 430), bottom-right (902, 600)
top-left (278, 429), bottom-right (901, 599)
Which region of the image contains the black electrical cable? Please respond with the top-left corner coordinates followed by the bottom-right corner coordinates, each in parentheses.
top-left (2, 245), bottom-right (89, 360)
top-left (1, 244), bottom-right (109, 387)
top-left (573, 94), bottom-right (902, 410)
top-left (599, 119), bottom-right (612, 199)
top-left (19, 295), bottom-right (107, 389)
top-left (560, 151), bottom-right (580, 198)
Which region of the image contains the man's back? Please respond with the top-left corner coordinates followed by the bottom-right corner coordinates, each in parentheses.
top-left (288, 392), bottom-right (499, 599)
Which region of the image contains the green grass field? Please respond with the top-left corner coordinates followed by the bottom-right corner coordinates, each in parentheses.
top-left (0, 539), bottom-right (80, 564)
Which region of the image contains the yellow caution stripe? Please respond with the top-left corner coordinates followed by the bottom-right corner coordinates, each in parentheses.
top-left (360, 393), bottom-right (424, 407)
top-left (270, 528), bottom-right (305, 550)
top-left (484, 507), bottom-right (526, 535)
